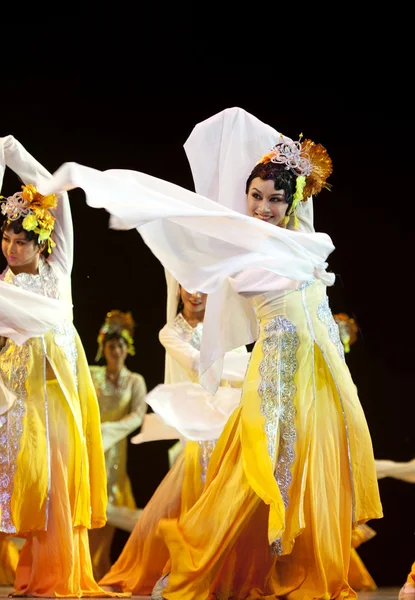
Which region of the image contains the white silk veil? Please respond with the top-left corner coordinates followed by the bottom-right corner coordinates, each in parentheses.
top-left (40, 109), bottom-right (335, 393)
top-left (0, 136), bottom-right (72, 343)
top-left (182, 107), bottom-right (323, 390)
top-left (0, 136), bottom-right (72, 414)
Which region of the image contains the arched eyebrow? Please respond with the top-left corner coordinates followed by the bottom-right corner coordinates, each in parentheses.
top-left (251, 187), bottom-right (285, 195)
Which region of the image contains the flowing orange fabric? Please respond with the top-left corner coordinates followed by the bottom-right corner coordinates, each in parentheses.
top-left (0, 535), bottom-right (19, 586)
top-left (100, 441), bottom-right (205, 594)
top-left (12, 380), bottom-right (129, 598)
top-left (408, 562), bottom-right (415, 584)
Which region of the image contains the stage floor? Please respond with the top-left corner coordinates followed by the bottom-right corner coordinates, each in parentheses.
top-left (0, 587), bottom-right (401, 599)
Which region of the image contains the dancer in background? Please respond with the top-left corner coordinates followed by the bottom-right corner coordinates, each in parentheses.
top-left (0, 135), bottom-right (125, 598)
top-left (42, 107), bottom-right (382, 600)
top-left (100, 277), bottom-right (249, 595)
top-left (89, 310), bottom-right (147, 581)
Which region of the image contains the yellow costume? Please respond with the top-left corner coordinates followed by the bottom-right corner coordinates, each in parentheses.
top-left (39, 107), bottom-right (383, 599)
top-left (156, 279), bottom-right (382, 600)
top-left (88, 365), bottom-right (147, 580)
top-left (349, 525), bottom-right (377, 591)
top-left (0, 135), bottom-right (127, 597)
top-left (334, 313), bottom-right (377, 592)
top-left (100, 310), bottom-right (248, 595)
top-left (0, 262), bottom-right (111, 597)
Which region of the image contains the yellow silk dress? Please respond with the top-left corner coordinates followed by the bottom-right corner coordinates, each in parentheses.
top-left (0, 259), bottom-right (115, 597)
top-left (157, 277), bottom-right (383, 600)
top-left (99, 313), bottom-right (248, 595)
top-left (88, 365), bottom-right (147, 580)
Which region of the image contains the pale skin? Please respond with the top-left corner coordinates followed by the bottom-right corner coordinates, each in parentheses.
top-left (246, 177), bottom-right (289, 227)
top-left (180, 288), bottom-right (207, 328)
top-left (103, 337), bottom-right (128, 386)
top-left (1, 227), bottom-right (45, 275)
top-left (1, 226), bottom-right (56, 378)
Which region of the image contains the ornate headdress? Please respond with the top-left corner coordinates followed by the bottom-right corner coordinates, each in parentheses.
top-left (96, 309), bottom-right (136, 361)
top-left (333, 313), bottom-right (358, 353)
top-left (259, 134), bottom-right (333, 228)
top-left (0, 184), bottom-right (58, 253)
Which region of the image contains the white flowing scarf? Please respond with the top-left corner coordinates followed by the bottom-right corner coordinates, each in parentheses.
top-left (40, 109), bottom-right (335, 392)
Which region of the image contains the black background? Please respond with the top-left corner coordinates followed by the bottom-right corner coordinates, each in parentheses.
top-left (1, 80), bottom-right (414, 587)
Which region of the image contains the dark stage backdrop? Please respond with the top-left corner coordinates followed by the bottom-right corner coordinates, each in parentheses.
top-left (1, 88), bottom-right (414, 586)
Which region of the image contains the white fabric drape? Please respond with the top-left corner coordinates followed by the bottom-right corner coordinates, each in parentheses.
top-left (0, 136), bottom-right (73, 345)
top-left (40, 162), bottom-right (334, 392)
top-left (1, 136), bottom-right (73, 413)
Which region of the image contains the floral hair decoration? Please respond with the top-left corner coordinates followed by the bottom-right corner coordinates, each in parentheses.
top-left (96, 310), bottom-right (136, 361)
top-left (0, 184), bottom-right (58, 253)
top-left (333, 313), bottom-right (359, 353)
top-left (259, 134), bottom-right (333, 228)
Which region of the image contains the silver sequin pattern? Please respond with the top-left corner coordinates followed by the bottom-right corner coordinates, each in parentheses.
top-left (317, 296), bottom-right (345, 361)
top-left (0, 258), bottom-right (75, 532)
top-left (258, 316), bottom-right (299, 555)
top-left (0, 341), bottom-right (30, 533)
top-left (53, 321), bottom-right (79, 388)
top-left (198, 440), bottom-right (217, 484)
top-left (172, 313), bottom-right (203, 350)
top-left (3, 258), bottom-right (59, 299)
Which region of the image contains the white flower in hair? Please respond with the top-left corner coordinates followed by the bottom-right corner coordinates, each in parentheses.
top-left (0, 192), bottom-right (30, 221)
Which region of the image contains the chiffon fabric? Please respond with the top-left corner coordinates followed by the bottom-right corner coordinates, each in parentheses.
top-left (88, 366), bottom-right (147, 581)
top-left (39, 109), bottom-right (382, 599)
top-left (0, 136), bottom-right (127, 597)
top-left (100, 314), bottom-right (248, 595)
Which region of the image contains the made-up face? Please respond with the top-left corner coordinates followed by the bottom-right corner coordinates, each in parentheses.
top-left (180, 288), bottom-right (207, 316)
top-left (247, 177), bottom-right (289, 227)
top-left (1, 227), bottom-right (42, 273)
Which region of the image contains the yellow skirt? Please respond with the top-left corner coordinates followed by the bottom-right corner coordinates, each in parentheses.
top-left (100, 440), bottom-right (205, 595)
top-left (158, 343), bottom-right (376, 600)
top-left (12, 380), bottom-right (128, 598)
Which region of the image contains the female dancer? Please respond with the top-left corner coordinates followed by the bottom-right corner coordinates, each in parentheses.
top-left (89, 310), bottom-right (147, 580)
top-left (0, 135), bottom-right (125, 597)
top-left (100, 278), bottom-right (248, 595)
top-left (42, 107), bottom-right (383, 599)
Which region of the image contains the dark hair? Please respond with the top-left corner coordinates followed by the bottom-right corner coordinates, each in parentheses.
top-left (102, 331), bottom-right (128, 347)
top-left (245, 162), bottom-right (297, 210)
top-left (176, 284), bottom-right (184, 315)
top-left (1, 217), bottom-right (38, 243)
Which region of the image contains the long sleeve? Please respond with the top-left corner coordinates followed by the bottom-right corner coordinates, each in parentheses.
top-left (100, 374), bottom-right (148, 453)
top-left (0, 135), bottom-right (73, 276)
top-left (0, 281), bottom-right (72, 343)
top-left (159, 325), bottom-right (250, 384)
